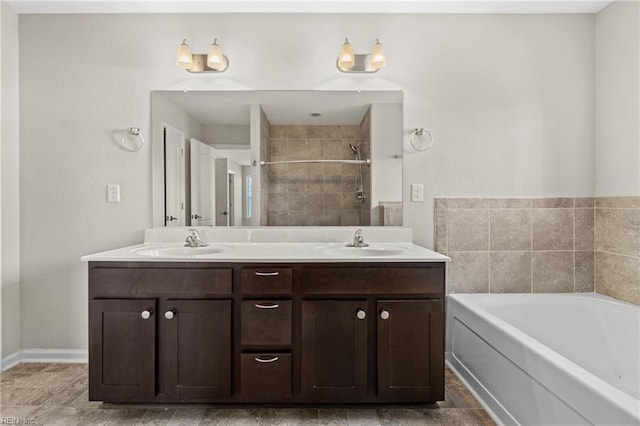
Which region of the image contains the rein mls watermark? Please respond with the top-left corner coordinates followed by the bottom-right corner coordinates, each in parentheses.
top-left (0, 417), bottom-right (35, 425)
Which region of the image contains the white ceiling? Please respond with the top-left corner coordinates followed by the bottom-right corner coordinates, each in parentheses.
top-left (8, 0), bottom-right (612, 14)
top-left (156, 90), bottom-right (403, 125)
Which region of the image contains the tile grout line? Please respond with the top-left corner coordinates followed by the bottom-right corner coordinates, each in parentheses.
top-left (573, 199), bottom-right (576, 293)
top-left (487, 206), bottom-right (491, 294)
top-left (530, 201), bottom-right (533, 294)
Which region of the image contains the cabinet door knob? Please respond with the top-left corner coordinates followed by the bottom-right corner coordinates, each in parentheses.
top-left (356, 309), bottom-right (366, 320)
top-left (380, 309), bottom-right (390, 320)
top-left (164, 310), bottom-right (176, 320)
top-left (141, 310), bottom-right (153, 320)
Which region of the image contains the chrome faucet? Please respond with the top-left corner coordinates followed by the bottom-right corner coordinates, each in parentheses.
top-left (185, 229), bottom-right (208, 248)
top-left (346, 228), bottom-right (369, 248)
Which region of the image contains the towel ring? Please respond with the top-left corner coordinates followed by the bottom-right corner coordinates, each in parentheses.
top-left (121, 127), bottom-right (144, 152)
top-left (410, 128), bottom-right (433, 152)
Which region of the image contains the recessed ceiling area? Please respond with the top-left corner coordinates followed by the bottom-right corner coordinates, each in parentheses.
top-left (155, 90), bottom-right (403, 126)
top-left (8, 0), bottom-right (612, 14)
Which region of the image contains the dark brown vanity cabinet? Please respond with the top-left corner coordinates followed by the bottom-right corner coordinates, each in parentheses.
top-left (88, 261), bottom-right (445, 404)
top-left (88, 265), bottom-right (233, 403)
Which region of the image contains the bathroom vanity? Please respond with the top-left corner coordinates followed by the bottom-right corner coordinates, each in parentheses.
top-left (83, 228), bottom-right (448, 404)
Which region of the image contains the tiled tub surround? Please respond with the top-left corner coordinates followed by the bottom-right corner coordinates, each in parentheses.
top-left (266, 118), bottom-right (371, 226)
top-left (595, 197), bottom-right (640, 305)
top-left (435, 197), bottom-right (640, 305)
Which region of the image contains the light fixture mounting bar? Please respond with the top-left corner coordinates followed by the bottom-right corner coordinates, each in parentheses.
top-left (336, 54), bottom-right (380, 73)
top-left (186, 53), bottom-right (230, 73)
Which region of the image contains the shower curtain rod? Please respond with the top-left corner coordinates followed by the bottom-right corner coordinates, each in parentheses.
top-left (255, 159), bottom-right (371, 167)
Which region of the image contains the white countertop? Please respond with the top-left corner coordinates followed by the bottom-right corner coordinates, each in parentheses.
top-left (81, 242), bottom-right (449, 263)
top-left (81, 227), bottom-right (449, 263)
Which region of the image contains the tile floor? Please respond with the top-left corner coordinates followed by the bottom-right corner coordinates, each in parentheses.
top-left (0, 364), bottom-right (495, 425)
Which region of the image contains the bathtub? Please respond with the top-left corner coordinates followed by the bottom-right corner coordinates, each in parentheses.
top-left (446, 293), bottom-right (640, 425)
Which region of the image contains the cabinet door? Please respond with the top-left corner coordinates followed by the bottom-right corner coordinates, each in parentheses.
top-left (377, 299), bottom-right (444, 402)
top-left (163, 299), bottom-right (232, 401)
top-left (301, 300), bottom-right (368, 401)
top-left (89, 299), bottom-right (156, 401)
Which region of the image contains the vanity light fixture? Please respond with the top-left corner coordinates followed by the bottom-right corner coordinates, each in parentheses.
top-left (176, 38), bottom-right (229, 73)
top-left (337, 38), bottom-right (387, 73)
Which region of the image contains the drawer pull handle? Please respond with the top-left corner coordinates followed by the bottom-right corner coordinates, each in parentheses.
top-left (255, 272), bottom-right (280, 277)
top-left (255, 303), bottom-right (279, 309)
top-left (255, 356), bottom-right (279, 363)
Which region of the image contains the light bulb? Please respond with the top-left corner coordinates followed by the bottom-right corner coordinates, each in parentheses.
top-left (176, 39), bottom-right (193, 70)
top-left (370, 39), bottom-right (386, 71)
top-left (207, 39), bottom-right (226, 71)
top-left (338, 38), bottom-right (355, 70)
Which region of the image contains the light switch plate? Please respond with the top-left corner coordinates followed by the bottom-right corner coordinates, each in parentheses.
top-left (410, 183), bottom-right (424, 202)
top-left (107, 184), bottom-right (120, 203)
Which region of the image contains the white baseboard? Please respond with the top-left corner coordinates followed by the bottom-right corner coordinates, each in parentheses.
top-left (2, 349), bottom-right (88, 370)
top-left (2, 350), bottom-right (22, 372)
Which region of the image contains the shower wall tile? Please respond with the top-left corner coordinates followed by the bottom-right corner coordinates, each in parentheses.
top-left (595, 208), bottom-right (640, 257)
top-left (532, 197), bottom-right (574, 208)
top-left (436, 196), bottom-right (638, 305)
top-left (575, 251), bottom-right (594, 292)
top-left (434, 197), bottom-right (595, 297)
top-left (447, 252), bottom-right (489, 294)
top-left (532, 209), bottom-right (574, 250)
top-left (575, 208), bottom-right (594, 251)
top-left (595, 196), bottom-right (640, 208)
top-left (266, 124), bottom-right (365, 226)
top-left (489, 252), bottom-right (531, 293)
top-left (490, 209), bottom-right (531, 251)
top-left (532, 251), bottom-right (574, 293)
top-left (447, 209), bottom-right (489, 251)
top-left (595, 252), bottom-right (640, 305)
top-left (489, 198), bottom-right (531, 208)
top-left (594, 197), bottom-right (640, 305)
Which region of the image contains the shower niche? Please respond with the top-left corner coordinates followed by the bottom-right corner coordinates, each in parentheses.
top-left (151, 90), bottom-right (403, 227)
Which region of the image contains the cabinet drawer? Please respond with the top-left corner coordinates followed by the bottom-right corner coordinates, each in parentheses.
top-left (241, 300), bottom-right (292, 346)
top-left (301, 266), bottom-right (444, 295)
top-left (242, 268), bottom-right (292, 294)
top-left (89, 267), bottom-right (232, 297)
top-left (241, 353), bottom-right (291, 400)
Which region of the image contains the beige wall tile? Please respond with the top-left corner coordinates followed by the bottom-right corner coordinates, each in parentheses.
top-left (532, 209), bottom-right (574, 250)
top-left (490, 209), bottom-right (532, 251)
top-left (532, 198), bottom-right (574, 208)
top-left (489, 198), bottom-right (531, 208)
top-left (447, 209), bottom-right (489, 251)
top-left (270, 125), bottom-right (287, 138)
top-left (575, 251), bottom-right (594, 292)
top-left (532, 251), bottom-right (574, 293)
top-left (446, 198), bottom-right (490, 209)
top-left (575, 208), bottom-right (594, 251)
top-left (341, 125), bottom-right (361, 138)
top-left (340, 210), bottom-right (360, 226)
top-left (596, 196), bottom-right (640, 208)
top-left (287, 125), bottom-right (306, 138)
top-left (489, 252), bottom-right (531, 293)
top-left (595, 208), bottom-right (640, 257)
top-left (447, 252), bottom-right (489, 293)
top-left (595, 252), bottom-right (640, 305)
top-left (435, 208), bottom-right (447, 253)
top-left (434, 198), bottom-right (447, 209)
top-left (574, 198), bottom-right (595, 208)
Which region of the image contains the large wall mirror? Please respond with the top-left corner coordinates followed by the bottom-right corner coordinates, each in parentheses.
top-left (151, 90), bottom-right (403, 227)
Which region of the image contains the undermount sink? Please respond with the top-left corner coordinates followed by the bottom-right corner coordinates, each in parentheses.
top-left (321, 246), bottom-right (407, 257)
top-left (133, 245), bottom-right (229, 257)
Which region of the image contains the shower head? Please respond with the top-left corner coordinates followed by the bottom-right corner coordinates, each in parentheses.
top-left (349, 144), bottom-right (360, 156)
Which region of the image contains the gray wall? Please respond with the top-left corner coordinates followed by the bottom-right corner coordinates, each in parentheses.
top-left (595, 0), bottom-right (640, 196)
top-left (17, 13), bottom-right (596, 351)
top-left (1, 1), bottom-right (21, 360)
